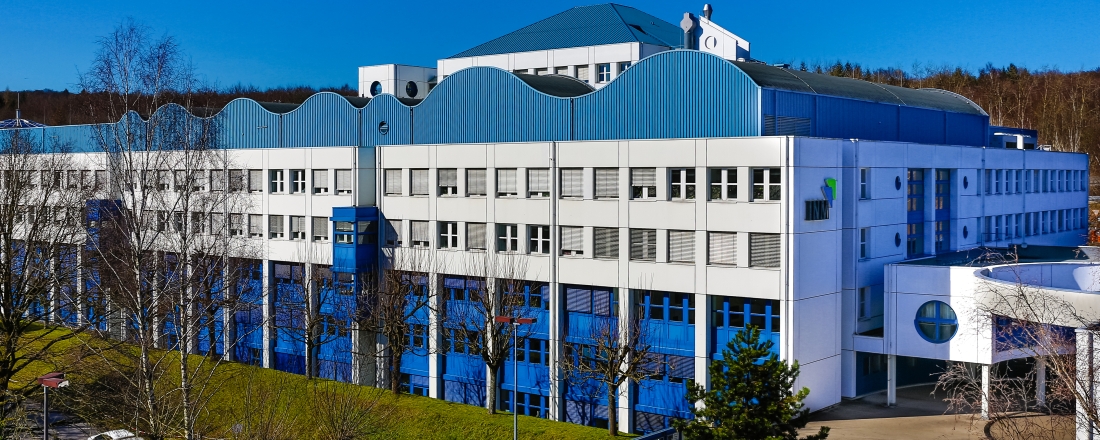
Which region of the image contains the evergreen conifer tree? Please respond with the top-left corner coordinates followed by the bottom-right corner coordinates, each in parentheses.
top-left (672, 326), bottom-right (829, 440)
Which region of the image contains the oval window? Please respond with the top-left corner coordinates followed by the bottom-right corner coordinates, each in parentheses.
top-left (914, 301), bottom-right (958, 343)
top-left (369, 81), bottom-right (382, 97)
top-left (895, 176), bottom-right (902, 190)
top-left (405, 81), bottom-right (419, 98)
top-left (894, 233), bottom-right (901, 247)
top-left (963, 226), bottom-right (969, 238)
top-left (378, 121), bottom-right (389, 135)
top-left (963, 176), bottom-right (969, 189)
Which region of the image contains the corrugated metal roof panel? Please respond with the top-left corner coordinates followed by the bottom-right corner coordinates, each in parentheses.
top-left (448, 4), bottom-right (679, 59)
top-left (217, 99), bottom-right (281, 149)
top-left (282, 92), bottom-right (360, 148)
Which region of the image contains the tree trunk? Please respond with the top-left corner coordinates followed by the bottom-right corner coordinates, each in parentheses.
top-left (179, 328), bottom-right (194, 440)
top-left (390, 350), bottom-right (402, 395)
top-left (305, 326), bottom-right (315, 380)
top-left (607, 387), bottom-right (618, 436)
top-left (486, 365), bottom-right (498, 414)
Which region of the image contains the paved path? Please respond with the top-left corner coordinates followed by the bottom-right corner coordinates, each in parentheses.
top-left (801, 385), bottom-right (985, 440)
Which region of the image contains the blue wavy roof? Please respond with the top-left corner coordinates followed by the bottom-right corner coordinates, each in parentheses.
top-left (448, 3), bottom-right (682, 59)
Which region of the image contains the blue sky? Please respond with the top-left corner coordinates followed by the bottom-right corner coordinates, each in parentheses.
top-left (4, 0), bottom-right (1099, 91)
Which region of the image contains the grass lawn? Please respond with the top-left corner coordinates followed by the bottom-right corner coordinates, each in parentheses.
top-left (13, 325), bottom-right (623, 439)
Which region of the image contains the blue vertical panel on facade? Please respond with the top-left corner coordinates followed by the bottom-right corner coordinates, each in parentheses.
top-left (414, 67), bottom-right (571, 144)
top-left (945, 112), bottom-right (989, 147)
top-left (899, 107), bottom-right (947, 145)
top-left (774, 91), bottom-right (814, 118)
top-left (573, 50), bottom-right (760, 140)
top-left (360, 94), bottom-right (411, 147)
top-left (815, 96), bottom-right (898, 141)
top-left (761, 89), bottom-right (775, 116)
top-left (282, 92), bottom-right (361, 148)
top-left (217, 99), bottom-right (282, 149)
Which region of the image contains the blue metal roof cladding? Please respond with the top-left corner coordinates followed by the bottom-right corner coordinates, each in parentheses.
top-left (4, 50), bottom-right (995, 152)
top-left (447, 4), bottom-right (683, 59)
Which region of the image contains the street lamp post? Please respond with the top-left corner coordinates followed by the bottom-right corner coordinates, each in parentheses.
top-left (494, 316), bottom-right (535, 440)
top-left (37, 372), bottom-right (70, 440)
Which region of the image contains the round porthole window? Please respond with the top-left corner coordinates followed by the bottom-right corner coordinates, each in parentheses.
top-left (894, 233), bottom-right (901, 247)
top-left (963, 176), bottom-right (969, 189)
top-left (963, 226), bottom-right (969, 238)
top-left (915, 301), bottom-right (958, 343)
top-left (895, 176), bottom-right (902, 190)
top-left (405, 81), bottom-right (419, 98)
top-left (369, 81), bottom-right (382, 97)
top-left (378, 121), bottom-right (389, 135)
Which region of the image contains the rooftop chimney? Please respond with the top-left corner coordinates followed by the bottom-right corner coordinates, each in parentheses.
top-left (680, 12), bottom-right (697, 49)
top-left (703, 4), bottom-right (713, 20)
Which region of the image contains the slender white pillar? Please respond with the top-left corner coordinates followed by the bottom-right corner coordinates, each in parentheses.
top-left (981, 364), bottom-right (991, 420)
top-left (886, 354), bottom-right (897, 406)
top-left (1076, 328), bottom-right (1096, 440)
top-left (261, 260), bottom-right (273, 369)
top-left (1036, 358), bottom-right (1047, 407)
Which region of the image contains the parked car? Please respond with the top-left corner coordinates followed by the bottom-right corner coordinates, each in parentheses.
top-left (87, 429), bottom-right (143, 440)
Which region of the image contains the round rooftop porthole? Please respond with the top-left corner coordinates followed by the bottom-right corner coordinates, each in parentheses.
top-left (963, 176), bottom-right (969, 189)
top-left (405, 81), bottom-right (419, 98)
top-left (963, 226), bottom-right (969, 238)
top-left (369, 81), bottom-right (382, 97)
top-left (894, 233), bottom-right (901, 247)
top-left (895, 176), bottom-right (902, 190)
top-left (378, 121), bottom-right (389, 135)
top-left (915, 300), bottom-right (958, 343)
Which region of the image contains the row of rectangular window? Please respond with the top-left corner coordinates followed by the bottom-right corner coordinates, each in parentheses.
top-left (383, 167), bottom-right (781, 202)
top-left (983, 169), bottom-right (1086, 195)
top-left (982, 208), bottom-right (1088, 241)
top-left (387, 220), bottom-right (781, 268)
top-left (515, 62), bottom-right (631, 84)
top-left (0, 168), bottom-right (358, 195)
top-left (0, 169), bottom-right (108, 190)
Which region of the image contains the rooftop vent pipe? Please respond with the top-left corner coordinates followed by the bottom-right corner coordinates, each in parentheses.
top-left (703, 4), bottom-right (713, 20)
top-left (680, 12), bottom-right (697, 49)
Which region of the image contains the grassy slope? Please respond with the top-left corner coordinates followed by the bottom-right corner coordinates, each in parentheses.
top-left (14, 325), bottom-right (618, 439)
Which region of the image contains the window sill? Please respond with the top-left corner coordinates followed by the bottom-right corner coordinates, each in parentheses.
top-left (666, 261), bottom-right (695, 266)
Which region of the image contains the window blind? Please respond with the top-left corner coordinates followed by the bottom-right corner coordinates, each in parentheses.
top-left (576, 65), bottom-right (589, 81)
top-left (438, 169), bottom-right (457, 187)
top-left (312, 216), bottom-right (328, 239)
top-left (708, 232), bottom-right (737, 265)
top-left (630, 229), bottom-right (657, 261)
top-left (410, 221), bottom-right (429, 243)
top-left (248, 170), bottom-right (262, 192)
top-left (269, 215), bottom-right (284, 237)
top-left (561, 168), bottom-right (583, 198)
top-left (467, 169), bottom-right (487, 195)
top-left (467, 223), bottom-right (487, 250)
top-left (749, 233), bottom-right (781, 268)
top-left (290, 216), bottom-right (305, 238)
top-left (387, 219), bottom-right (402, 246)
top-left (631, 168), bottom-right (656, 186)
top-left (210, 170), bottom-right (225, 191)
top-left (595, 168), bottom-right (618, 198)
top-left (385, 169), bottom-right (402, 195)
top-left (561, 226), bottom-right (583, 255)
top-left (668, 230), bottom-right (695, 263)
top-left (410, 169), bottom-right (429, 195)
top-left (313, 170), bottom-right (329, 192)
top-left (249, 214), bottom-right (262, 235)
top-left (594, 227), bottom-right (619, 259)
top-left (528, 168), bottom-right (550, 195)
top-left (497, 169), bottom-right (517, 195)
top-left (566, 287), bottom-right (591, 313)
top-left (336, 169), bottom-right (352, 193)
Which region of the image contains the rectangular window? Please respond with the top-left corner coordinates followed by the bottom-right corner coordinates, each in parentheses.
top-left (984, 169), bottom-right (992, 195)
top-left (467, 223), bottom-right (487, 250)
top-left (289, 216), bottom-right (305, 240)
top-left (995, 169), bottom-right (1002, 194)
top-left (438, 169), bottom-right (458, 196)
top-left (313, 169), bottom-right (329, 194)
top-left (529, 225), bottom-right (550, 254)
top-left (575, 65), bottom-right (589, 83)
top-left (528, 168), bottom-right (550, 197)
top-left (384, 169), bottom-right (402, 195)
top-left (290, 169), bottom-right (306, 193)
top-left (710, 168), bottom-right (736, 200)
top-left (708, 232), bottom-right (737, 266)
top-left (752, 168), bottom-right (781, 201)
top-left (269, 169), bottom-right (284, 193)
top-left (497, 169), bottom-right (518, 197)
top-left (410, 221), bottom-right (429, 247)
top-left (859, 228), bottom-right (869, 259)
top-left (312, 216), bottom-right (329, 241)
top-left (467, 169), bottom-right (487, 196)
top-left (630, 229), bottom-right (657, 261)
top-left (935, 221), bottom-right (948, 252)
top-left (385, 219), bottom-right (402, 246)
top-left (269, 215), bottom-right (284, 239)
top-left (593, 227), bottom-right (619, 259)
top-left (410, 169), bottom-right (429, 196)
top-left (561, 226), bottom-right (584, 256)
top-left (595, 168), bottom-right (618, 199)
top-left (668, 230), bottom-right (695, 263)
top-left (439, 221), bottom-right (459, 249)
top-left (95, 170), bottom-right (107, 190)
top-left (1042, 170), bottom-right (1049, 192)
top-left (174, 170), bottom-right (187, 191)
top-left (618, 62), bottom-right (631, 73)
top-left (561, 168), bottom-right (583, 198)
top-left (670, 168), bottom-right (696, 200)
top-left (210, 169), bottom-right (225, 191)
top-left (335, 169), bottom-right (353, 194)
top-left (228, 214), bottom-right (244, 236)
top-left (631, 168), bottom-right (657, 199)
top-left (860, 168), bottom-right (869, 199)
top-left (596, 63), bottom-right (611, 83)
top-left (497, 224), bottom-right (520, 252)
top-left (554, 66), bottom-right (568, 75)
top-left (749, 233), bottom-right (781, 268)
top-left (858, 287), bottom-right (870, 319)
top-left (248, 214), bottom-right (263, 238)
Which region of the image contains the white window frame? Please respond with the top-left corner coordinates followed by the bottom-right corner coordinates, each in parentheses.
top-left (497, 224), bottom-right (520, 252)
top-left (290, 169), bottom-right (306, 194)
top-left (529, 225), bottom-right (550, 254)
top-left (859, 227), bottom-right (869, 259)
top-left (269, 169), bottom-right (285, 193)
top-left (709, 168), bottom-right (736, 201)
top-left (596, 63), bottom-right (611, 83)
top-left (439, 221), bottom-right (459, 249)
top-left (751, 168), bottom-right (781, 202)
top-left (438, 169), bottom-right (458, 196)
top-left (860, 168), bottom-right (869, 199)
top-left (630, 168), bottom-right (657, 200)
top-left (669, 168), bottom-right (695, 201)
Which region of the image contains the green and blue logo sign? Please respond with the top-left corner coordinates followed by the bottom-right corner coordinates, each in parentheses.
top-left (822, 178), bottom-right (837, 206)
